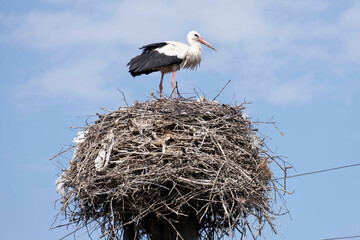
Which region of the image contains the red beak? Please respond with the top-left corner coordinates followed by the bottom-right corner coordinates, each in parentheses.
top-left (198, 37), bottom-right (217, 51)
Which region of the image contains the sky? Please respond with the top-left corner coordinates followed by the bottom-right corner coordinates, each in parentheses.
top-left (1, 0), bottom-right (360, 239)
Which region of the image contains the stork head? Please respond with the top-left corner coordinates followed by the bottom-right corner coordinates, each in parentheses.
top-left (187, 31), bottom-right (217, 51)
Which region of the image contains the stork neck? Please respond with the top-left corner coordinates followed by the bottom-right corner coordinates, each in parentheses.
top-left (188, 39), bottom-right (202, 51)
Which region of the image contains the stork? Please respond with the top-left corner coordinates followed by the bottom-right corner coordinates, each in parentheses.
top-left (127, 31), bottom-right (217, 98)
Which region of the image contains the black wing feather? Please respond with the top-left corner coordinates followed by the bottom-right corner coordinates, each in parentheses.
top-left (139, 42), bottom-right (167, 53)
top-left (127, 42), bottom-right (183, 77)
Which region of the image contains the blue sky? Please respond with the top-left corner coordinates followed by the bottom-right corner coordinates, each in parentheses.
top-left (1, 0), bottom-right (360, 239)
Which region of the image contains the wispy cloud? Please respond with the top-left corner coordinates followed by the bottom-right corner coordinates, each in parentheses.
top-left (1, 0), bottom-right (360, 106)
top-left (235, 75), bottom-right (324, 104)
top-left (13, 59), bottom-right (109, 100)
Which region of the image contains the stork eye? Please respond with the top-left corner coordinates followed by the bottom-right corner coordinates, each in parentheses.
top-left (194, 34), bottom-right (199, 38)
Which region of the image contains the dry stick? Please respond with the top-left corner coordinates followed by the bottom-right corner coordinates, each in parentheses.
top-left (49, 146), bottom-right (74, 161)
top-left (212, 79), bottom-right (231, 101)
top-left (78, 221), bottom-right (99, 239)
top-left (200, 159), bottom-right (226, 222)
top-left (58, 223), bottom-right (92, 240)
top-left (110, 197), bottom-right (116, 237)
top-left (117, 88), bottom-right (129, 107)
top-left (158, 212), bottom-right (185, 240)
top-left (193, 88), bottom-right (201, 99)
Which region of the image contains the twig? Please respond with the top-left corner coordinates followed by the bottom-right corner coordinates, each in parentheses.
top-left (212, 80), bottom-right (231, 101)
top-left (117, 89), bottom-right (129, 106)
top-left (49, 146), bottom-right (74, 161)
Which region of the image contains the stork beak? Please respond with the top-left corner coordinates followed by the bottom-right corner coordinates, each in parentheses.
top-left (198, 37), bottom-right (217, 51)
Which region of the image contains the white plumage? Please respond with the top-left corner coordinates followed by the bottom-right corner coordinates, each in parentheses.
top-left (127, 31), bottom-right (217, 98)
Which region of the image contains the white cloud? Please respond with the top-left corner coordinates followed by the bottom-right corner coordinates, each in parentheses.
top-left (13, 59), bottom-right (111, 101)
top-left (337, 2), bottom-right (360, 62)
top-left (233, 75), bottom-right (324, 105)
top-left (1, 0), bottom-right (360, 105)
top-left (2, 11), bottom-right (120, 49)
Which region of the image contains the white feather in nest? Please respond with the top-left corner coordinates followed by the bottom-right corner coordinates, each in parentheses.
top-left (55, 171), bottom-right (67, 196)
top-left (55, 130), bottom-right (88, 196)
top-left (95, 130), bottom-right (115, 171)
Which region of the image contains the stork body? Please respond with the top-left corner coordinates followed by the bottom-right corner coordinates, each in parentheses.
top-left (127, 31), bottom-right (216, 98)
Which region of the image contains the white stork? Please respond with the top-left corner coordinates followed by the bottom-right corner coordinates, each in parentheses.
top-left (127, 31), bottom-right (217, 98)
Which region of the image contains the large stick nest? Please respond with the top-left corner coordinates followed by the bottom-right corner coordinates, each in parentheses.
top-left (54, 98), bottom-right (285, 239)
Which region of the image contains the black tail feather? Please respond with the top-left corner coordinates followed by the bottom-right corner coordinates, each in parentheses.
top-left (127, 52), bottom-right (160, 76)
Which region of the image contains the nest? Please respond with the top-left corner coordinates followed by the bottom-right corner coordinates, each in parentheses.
top-left (54, 98), bottom-right (285, 240)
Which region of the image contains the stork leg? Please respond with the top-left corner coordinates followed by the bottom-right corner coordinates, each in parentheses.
top-left (159, 72), bottom-right (164, 98)
top-left (171, 70), bottom-right (177, 98)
